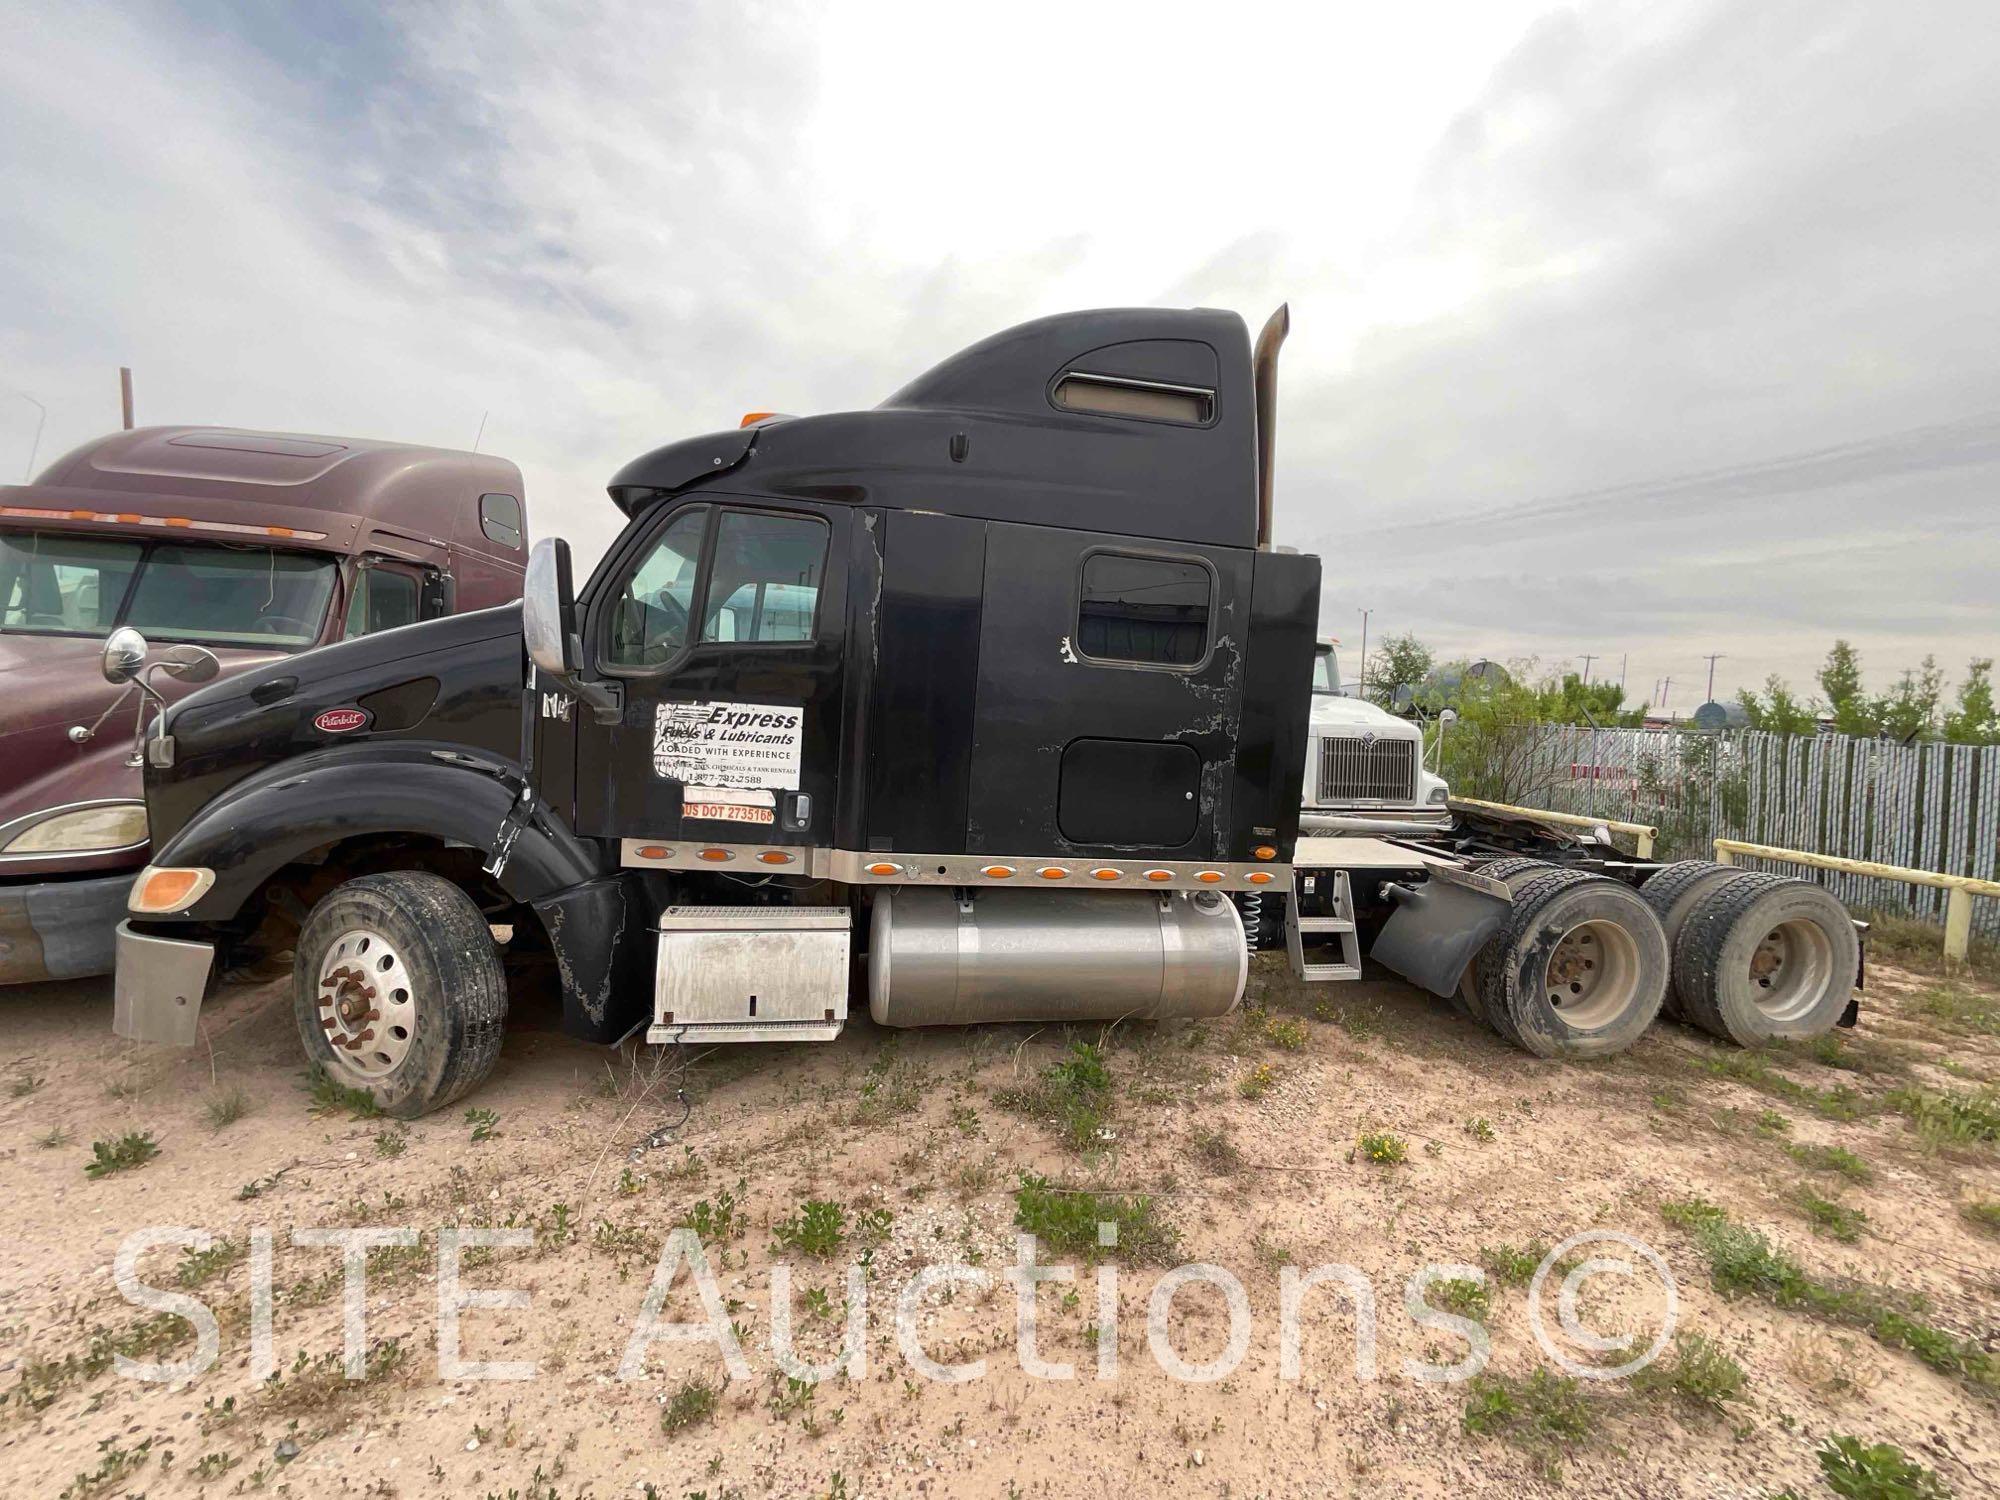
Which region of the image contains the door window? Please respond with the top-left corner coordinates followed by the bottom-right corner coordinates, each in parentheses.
top-left (603, 508), bottom-right (707, 668)
top-left (343, 566), bottom-right (421, 637)
top-left (700, 512), bottom-right (826, 644)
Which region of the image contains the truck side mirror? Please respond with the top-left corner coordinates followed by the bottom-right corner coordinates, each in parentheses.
top-left (523, 538), bottom-right (624, 725)
top-left (523, 538), bottom-right (578, 677)
top-left (157, 644), bottom-right (221, 684)
top-left (102, 626), bottom-right (148, 684)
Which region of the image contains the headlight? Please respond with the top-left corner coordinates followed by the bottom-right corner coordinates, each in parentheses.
top-left (1427, 786), bottom-right (1450, 805)
top-left (0, 802), bottom-right (149, 855)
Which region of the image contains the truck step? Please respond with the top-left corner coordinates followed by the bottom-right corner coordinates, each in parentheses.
top-left (1285, 869), bottom-right (1362, 984)
top-left (1296, 960), bottom-right (1363, 982)
top-left (1294, 916), bottom-right (1356, 934)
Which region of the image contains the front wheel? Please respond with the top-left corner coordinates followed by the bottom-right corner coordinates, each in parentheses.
top-left (293, 872), bottom-right (508, 1118)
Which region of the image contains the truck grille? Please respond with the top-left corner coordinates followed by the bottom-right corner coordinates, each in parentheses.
top-left (1317, 736), bottom-right (1417, 803)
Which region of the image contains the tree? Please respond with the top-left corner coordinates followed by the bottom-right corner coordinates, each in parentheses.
top-left (1818, 640), bottom-right (1867, 733)
top-left (1363, 632), bottom-right (1434, 711)
top-left (1873, 655), bottom-right (1944, 743)
top-left (1943, 658), bottom-right (1998, 745)
top-left (1736, 675), bottom-right (1818, 736)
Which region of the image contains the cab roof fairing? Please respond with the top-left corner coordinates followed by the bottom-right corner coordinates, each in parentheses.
top-left (605, 308), bottom-right (1261, 550)
top-left (9, 427), bottom-right (525, 557)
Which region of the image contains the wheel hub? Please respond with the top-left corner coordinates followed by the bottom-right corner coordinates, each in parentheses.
top-left (1543, 918), bottom-right (1641, 1030)
top-left (315, 929), bottom-right (417, 1079)
top-left (1744, 918), bottom-right (1834, 1022)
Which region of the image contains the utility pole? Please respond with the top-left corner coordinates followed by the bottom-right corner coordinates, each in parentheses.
top-left (1356, 608), bottom-right (1371, 698)
top-left (4, 389), bottom-right (45, 480)
top-left (1702, 653), bottom-right (1726, 702)
top-left (1661, 676), bottom-right (1674, 717)
top-left (1619, 654), bottom-right (1628, 693)
top-left (119, 367), bottom-right (134, 430)
top-left (1578, 654), bottom-right (1599, 685)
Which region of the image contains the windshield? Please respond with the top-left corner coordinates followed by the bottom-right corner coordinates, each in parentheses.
top-left (0, 531), bottom-right (336, 648)
top-left (1313, 645), bottom-right (1341, 695)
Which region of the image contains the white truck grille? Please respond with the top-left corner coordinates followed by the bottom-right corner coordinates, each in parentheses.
top-left (1317, 735), bottom-right (1417, 803)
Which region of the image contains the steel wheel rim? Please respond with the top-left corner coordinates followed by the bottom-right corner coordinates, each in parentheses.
top-left (315, 927), bottom-right (417, 1079)
top-left (1748, 918), bottom-right (1833, 1023)
top-left (1544, 918), bottom-right (1640, 1030)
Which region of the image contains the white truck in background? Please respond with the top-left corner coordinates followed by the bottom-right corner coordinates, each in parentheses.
top-left (1302, 638), bottom-right (1449, 827)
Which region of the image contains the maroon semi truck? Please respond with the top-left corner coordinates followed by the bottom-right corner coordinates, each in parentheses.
top-left (0, 426), bottom-right (529, 985)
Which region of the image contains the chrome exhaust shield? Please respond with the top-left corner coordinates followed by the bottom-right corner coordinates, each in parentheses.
top-left (1252, 303), bottom-right (1290, 549)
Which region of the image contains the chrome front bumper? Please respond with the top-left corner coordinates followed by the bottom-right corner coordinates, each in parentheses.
top-left (112, 920), bottom-right (216, 1046)
top-left (0, 871), bottom-right (134, 985)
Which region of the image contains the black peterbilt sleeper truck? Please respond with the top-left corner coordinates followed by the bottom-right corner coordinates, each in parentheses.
top-left (111, 306), bottom-right (1861, 1115)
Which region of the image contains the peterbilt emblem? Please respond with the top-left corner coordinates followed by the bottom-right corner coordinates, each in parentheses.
top-left (313, 707), bottom-right (371, 734)
top-left (1359, 731), bottom-right (1377, 749)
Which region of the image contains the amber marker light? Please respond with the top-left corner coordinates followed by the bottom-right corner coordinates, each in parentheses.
top-left (1246, 870), bottom-right (1275, 885)
top-left (697, 848), bottom-right (733, 862)
top-left (1143, 869), bottom-right (1174, 883)
top-left (1253, 845), bottom-right (1277, 860)
top-left (740, 411), bottom-right (778, 426)
top-left (1194, 870), bottom-right (1224, 883)
top-left (756, 851), bottom-right (794, 865)
top-left (1036, 866), bottom-right (1069, 880)
top-left (129, 866), bottom-right (213, 913)
top-left (635, 845), bottom-right (673, 860)
top-left (1089, 868), bottom-right (1122, 881)
top-left (866, 862), bottom-right (900, 876)
top-left (981, 865), bottom-right (1016, 879)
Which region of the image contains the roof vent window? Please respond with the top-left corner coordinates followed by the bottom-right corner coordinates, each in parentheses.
top-left (1052, 373), bottom-right (1213, 426)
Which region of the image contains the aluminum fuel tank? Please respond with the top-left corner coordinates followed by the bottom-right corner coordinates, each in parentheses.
top-left (867, 887), bottom-right (1247, 1028)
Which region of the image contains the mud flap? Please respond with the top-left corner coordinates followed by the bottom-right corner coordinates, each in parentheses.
top-left (1369, 865), bottom-right (1512, 999)
top-left (529, 873), bottom-right (649, 1044)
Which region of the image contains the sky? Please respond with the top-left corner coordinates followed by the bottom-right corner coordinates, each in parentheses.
top-left (1, 0), bottom-right (1994, 713)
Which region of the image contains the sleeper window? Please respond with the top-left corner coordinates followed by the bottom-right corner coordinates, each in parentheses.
top-left (479, 492), bottom-right (524, 549)
top-left (700, 512), bottom-right (826, 644)
top-left (1077, 553), bottom-right (1210, 667)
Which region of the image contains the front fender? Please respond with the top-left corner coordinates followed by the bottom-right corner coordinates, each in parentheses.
top-left (149, 742), bottom-right (609, 921)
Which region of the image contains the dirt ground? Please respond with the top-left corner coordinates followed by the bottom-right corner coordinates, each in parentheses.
top-left (3, 950), bottom-right (1997, 1499)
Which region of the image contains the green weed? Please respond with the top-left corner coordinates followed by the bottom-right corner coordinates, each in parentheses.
top-left (772, 1200), bottom-right (847, 1258)
top-left (84, 1130), bottom-right (159, 1178)
top-left (1012, 1173), bottom-right (1174, 1263)
top-left (1786, 1142), bottom-right (1873, 1182)
top-left (1633, 1333), bottom-right (1747, 1414)
top-left (203, 1085), bottom-right (251, 1129)
top-left (661, 1377), bottom-right (721, 1435)
top-left (305, 1066), bottom-right (380, 1118)
top-left (1794, 1187), bottom-right (1868, 1244)
top-left (1815, 1435), bottom-right (1952, 1499)
top-left (1357, 1131), bottom-right (1407, 1165)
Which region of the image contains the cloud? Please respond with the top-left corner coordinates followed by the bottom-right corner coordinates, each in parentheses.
top-left (1274, 0), bottom-right (2000, 701)
top-left (1, 0), bottom-right (1992, 709)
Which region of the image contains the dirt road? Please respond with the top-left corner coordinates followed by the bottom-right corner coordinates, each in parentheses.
top-left (3, 954), bottom-right (1996, 1497)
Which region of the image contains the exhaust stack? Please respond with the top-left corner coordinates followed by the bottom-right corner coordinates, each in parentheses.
top-left (1252, 303), bottom-right (1289, 550)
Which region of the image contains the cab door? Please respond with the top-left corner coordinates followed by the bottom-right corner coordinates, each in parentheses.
top-left (570, 497), bottom-right (847, 853)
